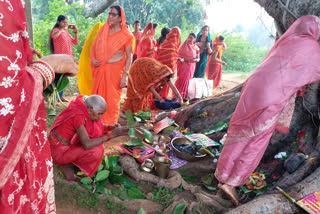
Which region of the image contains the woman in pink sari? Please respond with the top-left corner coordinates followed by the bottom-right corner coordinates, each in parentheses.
top-left (175, 33), bottom-right (199, 99)
top-left (215, 16), bottom-right (320, 206)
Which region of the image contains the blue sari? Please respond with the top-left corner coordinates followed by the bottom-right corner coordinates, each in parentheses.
top-left (193, 28), bottom-right (213, 78)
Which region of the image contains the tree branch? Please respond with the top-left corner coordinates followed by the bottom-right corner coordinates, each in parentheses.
top-left (83, 0), bottom-right (117, 18)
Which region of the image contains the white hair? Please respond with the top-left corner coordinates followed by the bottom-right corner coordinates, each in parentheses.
top-left (84, 95), bottom-right (107, 111)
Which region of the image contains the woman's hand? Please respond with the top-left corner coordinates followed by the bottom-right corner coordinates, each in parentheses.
top-left (40, 54), bottom-right (78, 77)
top-left (31, 48), bottom-right (42, 59)
top-left (110, 126), bottom-right (129, 138)
top-left (92, 59), bottom-right (101, 67)
top-left (178, 96), bottom-right (183, 105)
top-left (73, 25), bottom-right (78, 33)
top-left (196, 42), bottom-right (202, 48)
top-left (222, 61), bottom-right (227, 66)
top-left (120, 76), bottom-right (127, 88)
top-left (159, 98), bottom-right (165, 103)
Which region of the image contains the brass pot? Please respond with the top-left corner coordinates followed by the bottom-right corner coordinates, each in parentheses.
top-left (171, 137), bottom-right (206, 162)
top-left (159, 136), bottom-right (171, 145)
top-left (153, 156), bottom-right (172, 178)
top-left (140, 159), bottom-right (154, 173)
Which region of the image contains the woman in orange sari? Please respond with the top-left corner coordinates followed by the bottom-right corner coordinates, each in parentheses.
top-left (136, 22), bottom-right (158, 59)
top-left (206, 35), bottom-right (227, 89)
top-left (90, 5), bottom-right (134, 125)
top-left (157, 27), bottom-right (181, 98)
top-left (122, 58), bottom-right (183, 113)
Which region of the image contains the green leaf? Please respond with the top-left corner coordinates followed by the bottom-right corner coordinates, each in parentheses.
top-left (95, 170), bottom-right (110, 182)
top-left (203, 184), bottom-right (217, 192)
top-left (97, 164), bottom-right (104, 172)
top-left (128, 188), bottom-right (145, 199)
top-left (123, 181), bottom-right (137, 189)
top-left (80, 183), bottom-right (93, 190)
top-left (201, 173), bottom-right (214, 186)
top-left (202, 118), bottom-right (230, 135)
top-left (113, 166), bottom-right (123, 176)
top-left (94, 179), bottom-right (108, 194)
top-left (125, 110), bottom-right (135, 126)
top-left (56, 74), bottom-right (69, 92)
top-left (80, 177), bottom-right (93, 185)
top-left (48, 109), bottom-right (56, 116)
top-left (128, 128), bottom-right (136, 138)
top-left (143, 129), bottom-right (153, 143)
top-left (173, 204), bottom-right (186, 214)
top-left (137, 208), bottom-right (146, 214)
top-left (109, 174), bottom-right (127, 185)
top-left (108, 155), bottom-right (120, 169)
top-left (103, 156), bottom-right (109, 169)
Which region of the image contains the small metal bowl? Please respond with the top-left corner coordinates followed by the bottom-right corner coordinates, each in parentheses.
top-left (159, 136), bottom-right (171, 145)
top-left (171, 137), bottom-right (206, 162)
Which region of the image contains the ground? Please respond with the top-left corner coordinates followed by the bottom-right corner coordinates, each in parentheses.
top-left (49, 73), bottom-right (248, 214)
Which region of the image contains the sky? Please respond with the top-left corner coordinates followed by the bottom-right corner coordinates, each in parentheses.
top-left (205, 0), bottom-right (274, 33)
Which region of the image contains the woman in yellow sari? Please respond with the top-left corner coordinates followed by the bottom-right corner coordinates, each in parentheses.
top-left (77, 23), bottom-right (103, 95)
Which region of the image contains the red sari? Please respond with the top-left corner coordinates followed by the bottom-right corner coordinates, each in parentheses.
top-left (157, 27), bottom-right (181, 98)
top-left (206, 36), bottom-right (224, 89)
top-left (49, 95), bottom-right (104, 177)
top-left (0, 2), bottom-right (55, 213)
top-left (136, 22), bottom-right (157, 59)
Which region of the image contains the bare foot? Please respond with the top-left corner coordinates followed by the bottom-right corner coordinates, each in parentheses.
top-left (61, 164), bottom-right (79, 182)
top-left (220, 184), bottom-right (239, 206)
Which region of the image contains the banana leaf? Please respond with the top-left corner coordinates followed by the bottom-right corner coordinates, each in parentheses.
top-left (202, 118), bottom-right (230, 135)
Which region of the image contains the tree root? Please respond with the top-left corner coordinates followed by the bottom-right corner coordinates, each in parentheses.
top-left (225, 166), bottom-right (320, 214)
top-left (119, 155), bottom-right (231, 213)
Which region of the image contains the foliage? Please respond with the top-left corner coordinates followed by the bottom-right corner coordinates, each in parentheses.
top-left (152, 187), bottom-right (176, 207)
top-left (173, 204), bottom-right (187, 214)
top-left (220, 32), bottom-right (269, 73)
top-left (33, 0), bottom-right (108, 58)
top-left (78, 155), bottom-right (145, 201)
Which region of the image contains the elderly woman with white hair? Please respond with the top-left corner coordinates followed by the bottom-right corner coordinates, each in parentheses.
top-left (49, 95), bottom-right (127, 181)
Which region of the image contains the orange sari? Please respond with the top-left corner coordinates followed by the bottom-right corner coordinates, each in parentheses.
top-left (136, 22), bottom-right (157, 59)
top-left (90, 6), bottom-right (134, 125)
top-left (206, 36), bottom-right (224, 89)
top-left (122, 58), bottom-right (173, 113)
top-left (157, 27), bottom-right (181, 98)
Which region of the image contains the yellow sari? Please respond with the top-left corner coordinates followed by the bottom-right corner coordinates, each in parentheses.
top-left (77, 23), bottom-right (103, 95)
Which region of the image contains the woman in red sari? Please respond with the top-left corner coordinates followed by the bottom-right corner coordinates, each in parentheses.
top-left (206, 35), bottom-right (227, 89)
top-left (49, 95), bottom-right (127, 181)
top-left (90, 5), bottom-right (134, 125)
top-left (136, 22), bottom-right (158, 59)
top-left (215, 16), bottom-right (320, 206)
top-left (122, 58), bottom-right (183, 113)
top-left (157, 27), bottom-right (181, 98)
top-left (132, 20), bottom-right (143, 62)
top-left (0, 1), bottom-right (78, 212)
top-left (175, 33), bottom-right (200, 99)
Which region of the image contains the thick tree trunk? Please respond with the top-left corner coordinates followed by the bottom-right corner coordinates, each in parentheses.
top-left (83, 0), bottom-right (117, 18)
top-left (254, 0), bottom-right (320, 34)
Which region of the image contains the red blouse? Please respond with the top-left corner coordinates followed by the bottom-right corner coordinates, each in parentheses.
top-left (51, 28), bottom-right (77, 55)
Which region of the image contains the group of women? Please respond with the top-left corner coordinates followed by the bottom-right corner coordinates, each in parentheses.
top-left (75, 5), bottom-right (228, 126)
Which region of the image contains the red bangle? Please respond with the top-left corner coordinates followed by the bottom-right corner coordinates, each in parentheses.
top-left (30, 60), bottom-right (54, 89)
top-left (106, 133), bottom-right (111, 141)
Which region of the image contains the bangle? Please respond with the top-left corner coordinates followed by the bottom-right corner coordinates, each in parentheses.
top-left (30, 60), bottom-right (55, 89)
top-left (106, 133), bottom-right (111, 141)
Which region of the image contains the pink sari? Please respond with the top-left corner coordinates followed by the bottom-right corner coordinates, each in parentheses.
top-left (215, 16), bottom-right (320, 187)
top-left (174, 39), bottom-right (199, 98)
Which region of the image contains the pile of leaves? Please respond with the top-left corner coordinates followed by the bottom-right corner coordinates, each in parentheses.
top-left (78, 155), bottom-right (145, 200)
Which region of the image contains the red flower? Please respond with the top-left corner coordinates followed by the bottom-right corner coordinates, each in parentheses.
top-left (297, 131), bottom-right (306, 138)
top-left (296, 141), bottom-right (306, 148)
